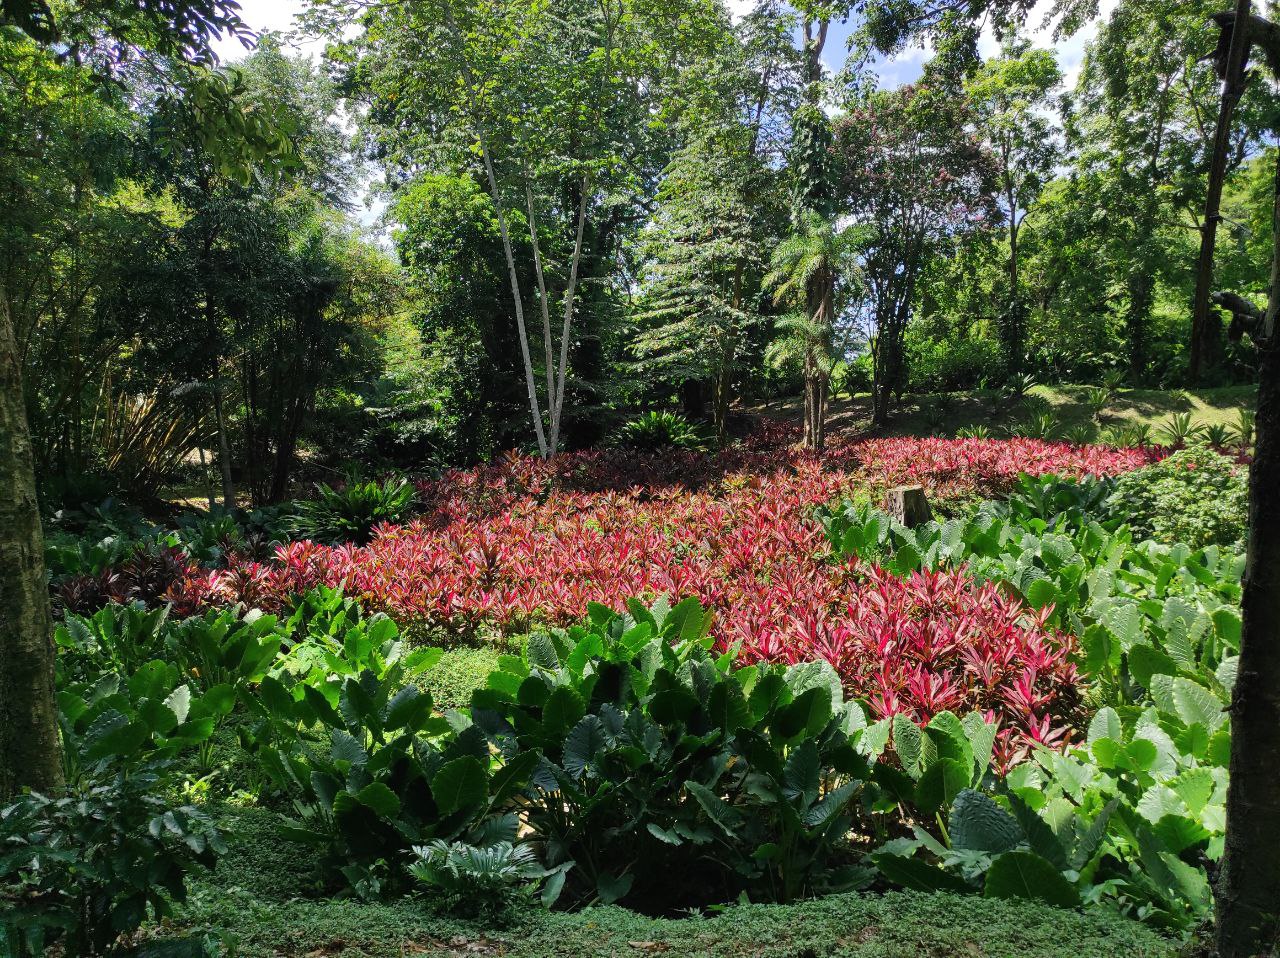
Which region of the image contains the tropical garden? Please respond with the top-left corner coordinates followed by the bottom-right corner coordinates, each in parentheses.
top-left (1, 0), bottom-right (1279, 956)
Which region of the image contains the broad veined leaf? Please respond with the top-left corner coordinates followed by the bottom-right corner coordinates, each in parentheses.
top-left (984, 851), bottom-right (1079, 908)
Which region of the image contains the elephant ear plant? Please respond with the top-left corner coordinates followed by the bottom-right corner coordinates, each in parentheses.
top-left (468, 597), bottom-right (883, 911)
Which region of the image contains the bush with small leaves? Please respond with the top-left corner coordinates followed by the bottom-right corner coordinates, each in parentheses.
top-left (1108, 445), bottom-right (1248, 550)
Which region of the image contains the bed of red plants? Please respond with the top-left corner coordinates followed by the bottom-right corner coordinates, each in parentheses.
top-left (71, 426), bottom-right (1156, 754)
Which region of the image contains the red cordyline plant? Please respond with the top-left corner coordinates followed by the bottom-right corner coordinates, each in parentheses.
top-left (70, 426), bottom-right (1156, 754)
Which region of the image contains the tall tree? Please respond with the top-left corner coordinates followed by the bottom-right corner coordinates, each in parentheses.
top-left (835, 80), bottom-right (996, 427)
top-left (965, 41), bottom-right (1062, 376)
top-left (0, 0), bottom-right (285, 800)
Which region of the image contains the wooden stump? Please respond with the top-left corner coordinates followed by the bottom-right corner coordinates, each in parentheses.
top-left (886, 485), bottom-right (930, 528)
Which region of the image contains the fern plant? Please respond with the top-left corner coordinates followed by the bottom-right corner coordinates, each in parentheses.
top-left (286, 476), bottom-right (414, 545)
top-left (611, 411), bottom-right (709, 452)
top-left (409, 838), bottom-right (548, 920)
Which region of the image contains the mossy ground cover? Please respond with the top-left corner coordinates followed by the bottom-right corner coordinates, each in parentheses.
top-left (167, 808), bottom-right (1178, 958)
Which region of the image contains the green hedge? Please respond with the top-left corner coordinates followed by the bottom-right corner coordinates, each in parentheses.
top-left (169, 808), bottom-right (1176, 958)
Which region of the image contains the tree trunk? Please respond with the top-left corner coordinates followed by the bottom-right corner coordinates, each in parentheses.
top-left (212, 378), bottom-right (236, 510)
top-left (1192, 0), bottom-right (1253, 382)
top-left (0, 289), bottom-right (63, 801)
top-left (1214, 122), bottom-right (1280, 958)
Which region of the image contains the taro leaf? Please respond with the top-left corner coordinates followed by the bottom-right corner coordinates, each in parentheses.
top-left (647, 823), bottom-right (684, 845)
top-left (489, 751), bottom-right (540, 805)
top-left (961, 712), bottom-right (997, 775)
top-left (1070, 799), bottom-right (1117, 873)
top-left (353, 782), bottom-right (401, 818)
top-left (564, 715), bottom-right (608, 779)
top-left (783, 740), bottom-right (820, 806)
top-left (748, 672), bottom-right (786, 722)
top-left (1171, 679), bottom-right (1226, 732)
top-left (431, 756), bottom-right (488, 816)
top-left (83, 711), bottom-right (148, 762)
top-left (859, 717), bottom-right (892, 760)
top-left (1215, 656), bottom-right (1239, 695)
top-left (983, 851), bottom-right (1079, 908)
top-left (542, 685), bottom-right (586, 739)
top-left (1007, 792), bottom-right (1067, 871)
top-left (948, 789), bottom-right (1022, 854)
top-left (163, 685), bottom-right (192, 726)
top-left (803, 780), bottom-right (861, 829)
top-left (925, 712), bottom-right (973, 773)
top-left (686, 780), bottom-right (744, 836)
top-left (1208, 728), bottom-right (1232, 767)
top-left (1211, 608), bottom-right (1242, 650)
top-left (1135, 785), bottom-right (1189, 825)
top-left (385, 685), bottom-right (429, 732)
top-left (784, 660), bottom-right (843, 712)
top-left (1129, 645), bottom-right (1178, 689)
top-left (527, 632), bottom-right (560, 670)
top-left (913, 758), bottom-right (970, 817)
top-left (1087, 707), bottom-right (1122, 747)
top-left (773, 687), bottom-right (830, 739)
top-left (541, 864), bottom-right (571, 907)
top-left (872, 853), bottom-right (971, 893)
top-left (1172, 768), bottom-right (1215, 816)
top-left (596, 872), bottom-right (633, 905)
top-left (1025, 578), bottom-right (1057, 610)
top-left (1153, 814), bottom-right (1210, 855)
top-left (892, 714), bottom-right (924, 779)
top-left (330, 729), bottom-right (368, 769)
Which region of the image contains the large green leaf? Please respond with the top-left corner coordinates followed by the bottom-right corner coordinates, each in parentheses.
top-left (948, 789), bottom-right (1022, 854)
top-left (564, 715), bottom-right (608, 779)
top-left (984, 851), bottom-right (1079, 908)
top-left (872, 853), bottom-right (970, 893)
top-left (783, 740), bottom-right (820, 805)
top-left (431, 756), bottom-right (488, 816)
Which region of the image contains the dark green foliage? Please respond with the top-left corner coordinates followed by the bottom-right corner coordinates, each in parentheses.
top-left (286, 477), bottom-right (415, 545)
top-left (1108, 445), bottom-right (1249, 550)
top-left (0, 771), bottom-right (225, 958)
top-left (469, 597), bottom-right (876, 910)
top-left (609, 412), bottom-right (710, 452)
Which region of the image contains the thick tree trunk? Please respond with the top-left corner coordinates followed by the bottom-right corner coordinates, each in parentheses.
top-left (1192, 0), bottom-right (1253, 382)
top-left (0, 290), bottom-right (63, 801)
top-left (1214, 120), bottom-right (1280, 958)
top-left (1216, 338), bottom-right (1280, 957)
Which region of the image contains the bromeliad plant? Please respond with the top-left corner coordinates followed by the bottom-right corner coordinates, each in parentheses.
top-left (469, 597), bottom-right (881, 910)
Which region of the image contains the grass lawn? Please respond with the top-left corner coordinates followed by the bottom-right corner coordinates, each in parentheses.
top-left (170, 812), bottom-right (1179, 958)
top-left (759, 384), bottom-right (1255, 439)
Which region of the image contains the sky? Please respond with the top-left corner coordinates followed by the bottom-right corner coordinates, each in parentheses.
top-left (212, 0), bottom-right (1119, 227)
top-left (214, 0), bottom-right (1118, 87)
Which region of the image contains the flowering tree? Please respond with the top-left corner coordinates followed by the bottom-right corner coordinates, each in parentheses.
top-left (835, 82), bottom-right (997, 427)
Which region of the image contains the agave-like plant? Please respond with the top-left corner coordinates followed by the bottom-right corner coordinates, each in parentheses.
top-left (1202, 423), bottom-right (1232, 449)
top-left (611, 411), bottom-right (710, 452)
top-left (1083, 386), bottom-right (1110, 422)
top-left (1230, 409), bottom-right (1255, 451)
top-left (1063, 423), bottom-right (1097, 446)
top-left (1011, 412), bottom-right (1058, 441)
top-left (1158, 412), bottom-right (1203, 448)
top-left (955, 424), bottom-right (992, 440)
top-left (286, 476), bottom-right (415, 545)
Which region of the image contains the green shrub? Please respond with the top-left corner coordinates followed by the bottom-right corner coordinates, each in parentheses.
top-left (418, 646), bottom-right (505, 711)
top-left (286, 477), bottom-right (415, 545)
top-left (610, 411), bottom-right (709, 452)
top-left (1109, 445), bottom-right (1249, 550)
top-left (469, 597), bottom-right (880, 911)
top-left (0, 771), bottom-right (225, 958)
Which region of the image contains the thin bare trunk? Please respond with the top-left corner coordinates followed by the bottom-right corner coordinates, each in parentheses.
top-left (443, 0), bottom-right (548, 458)
top-left (549, 180), bottom-right (590, 454)
top-left (212, 380), bottom-right (236, 510)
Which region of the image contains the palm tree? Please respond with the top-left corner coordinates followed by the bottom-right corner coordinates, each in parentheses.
top-left (764, 213), bottom-right (863, 450)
